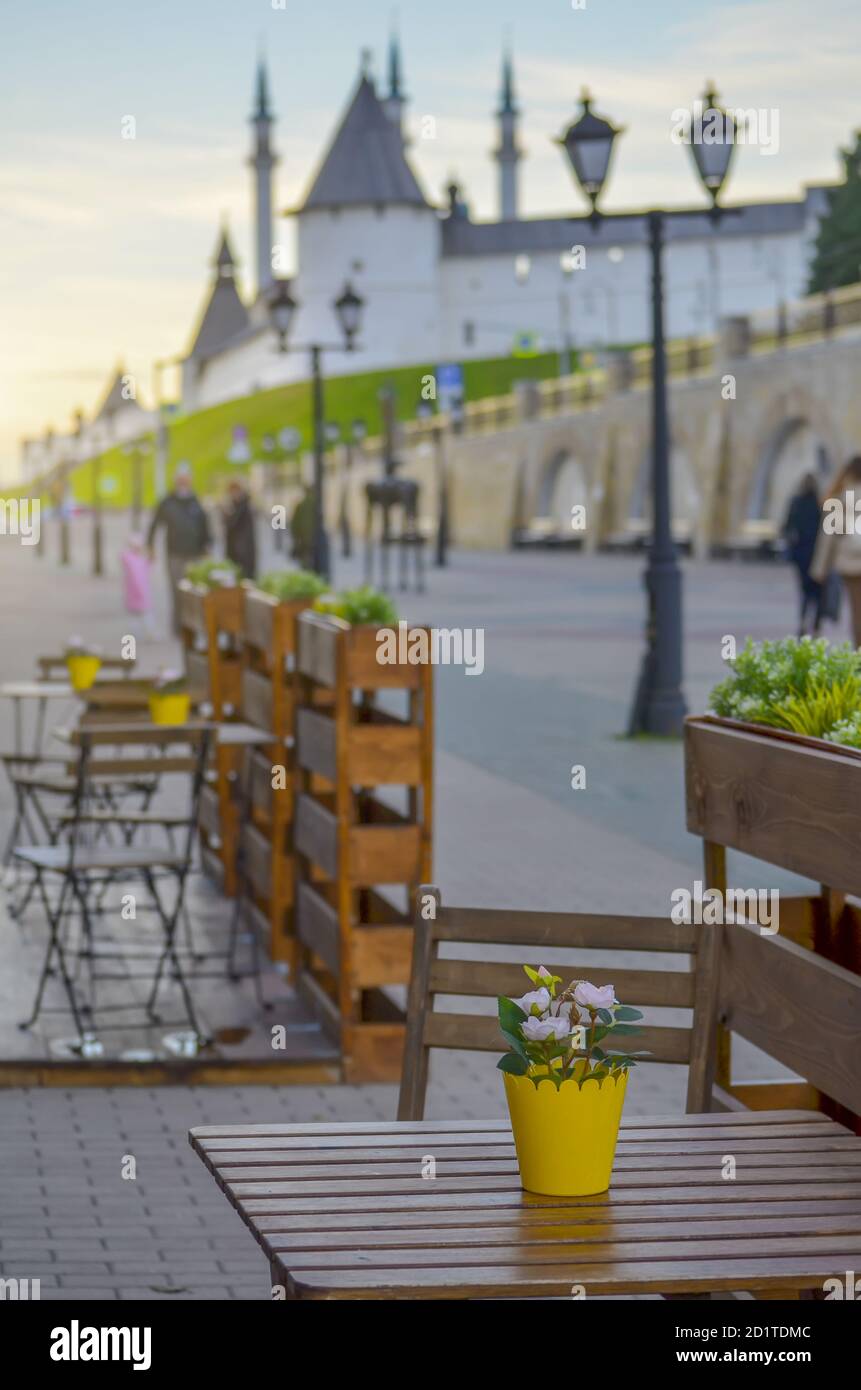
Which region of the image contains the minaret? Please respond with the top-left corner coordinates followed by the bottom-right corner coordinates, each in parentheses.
top-left (383, 29), bottom-right (406, 137)
top-left (248, 57), bottom-right (278, 299)
top-left (493, 46), bottom-right (521, 221)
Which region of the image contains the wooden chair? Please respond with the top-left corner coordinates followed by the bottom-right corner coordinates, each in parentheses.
top-left (399, 889), bottom-right (861, 1128)
top-left (398, 887), bottom-right (717, 1120)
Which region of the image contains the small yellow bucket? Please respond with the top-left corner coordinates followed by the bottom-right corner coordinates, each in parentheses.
top-left (66, 654), bottom-right (102, 692)
top-left (504, 1066), bottom-right (628, 1196)
top-left (148, 692), bottom-right (191, 726)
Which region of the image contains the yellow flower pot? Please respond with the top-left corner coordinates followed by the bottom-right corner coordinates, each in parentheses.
top-left (66, 654), bottom-right (102, 691)
top-left (148, 692), bottom-right (191, 726)
top-left (503, 1066), bottom-right (628, 1196)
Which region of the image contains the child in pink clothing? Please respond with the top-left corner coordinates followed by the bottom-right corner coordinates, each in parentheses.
top-left (120, 534), bottom-right (155, 637)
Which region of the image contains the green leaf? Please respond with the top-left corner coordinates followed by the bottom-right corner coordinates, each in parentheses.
top-left (498, 996), bottom-right (528, 1036)
top-left (596, 1008), bottom-right (613, 1024)
top-left (591, 1025), bottom-right (610, 1043)
top-left (613, 1006), bottom-right (643, 1022)
top-left (497, 1052), bottom-right (529, 1075)
top-left (522, 966), bottom-right (541, 985)
top-left (580, 1069), bottom-right (608, 1086)
top-left (605, 1023), bottom-right (642, 1036)
top-left (500, 1027), bottom-right (529, 1060)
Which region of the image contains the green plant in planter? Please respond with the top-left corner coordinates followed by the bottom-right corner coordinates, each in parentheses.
top-left (498, 966), bottom-right (644, 1089)
top-left (256, 569), bottom-right (327, 602)
top-left (709, 636), bottom-right (861, 745)
top-left (151, 669), bottom-right (188, 695)
top-left (184, 557), bottom-right (242, 588)
top-left (313, 585), bottom-right (399, 626)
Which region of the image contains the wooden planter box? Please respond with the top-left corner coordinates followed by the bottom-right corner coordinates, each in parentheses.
top-left (231, 589), bottom-right (321, 963)
top-left (686, 716), bottom-right (861, 902)
top-left (197, 746), bottom-right (242, 897)
top-left (685, 714), bottom-right (861, 1121)
top-left (177, 582), bottom-right (243, 641)
top-left (292, 610), bottom-right (433, 1082)
top-left (297, 611), bottom-right (427, 691)
top-left (178, 581), bottom-right (243, 720)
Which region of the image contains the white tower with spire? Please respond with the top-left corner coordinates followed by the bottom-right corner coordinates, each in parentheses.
top-left (248, 58), bottom-right (278, 299)
top-left (493, 46), bottom-right (521, 221)
top-left (382, 30), bottom-right (406, 138)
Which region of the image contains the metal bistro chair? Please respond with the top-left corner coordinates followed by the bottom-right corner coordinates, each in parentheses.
top-left (13, 722), bottom-right (214, 1046)
top-left (397, 887), bottom-right (717, 1121)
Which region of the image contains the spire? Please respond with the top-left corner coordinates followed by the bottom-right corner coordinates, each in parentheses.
top-left (388, 28), bottom-right (404, 99)
top-left (493, 41), bottom-right (521, 220)
top-left (213, 223), bottom-right (237, 278)
top-left (382, 28), bottom-right (407, 137)
top-left (253, 55), bottom-right (272, 121)
top-left (248, 55), bottom-right (278, 299)
top-left (499, 45), bottom-right (517, 116)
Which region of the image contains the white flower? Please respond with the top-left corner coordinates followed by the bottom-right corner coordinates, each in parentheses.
top-left (521, 1015), bottom-right (573, 1042)
top-left (573, 981), bottom-right (617, 1010)
top-left (513, 987), bottom-right (551, 1016)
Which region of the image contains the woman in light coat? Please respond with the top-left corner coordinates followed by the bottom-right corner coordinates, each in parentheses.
top-left (813, 456), bottom-right (861, 646)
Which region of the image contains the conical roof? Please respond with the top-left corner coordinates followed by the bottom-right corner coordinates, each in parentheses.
top-left (188, 228), bottom-right (249, 360)
top-left (300, 71), bottom-right (427, 211)
top-left (95, 365), bottom-right (144, 420)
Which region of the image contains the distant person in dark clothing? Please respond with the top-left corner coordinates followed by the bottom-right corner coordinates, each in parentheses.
top-left (222, 480), bottom-right (257, 580)
top-left (290, 486), bottom-right (315, 571)
top-left (782, 472), bottom-right (822, 636)
top-left (147, 463), bottom-right (211, 634)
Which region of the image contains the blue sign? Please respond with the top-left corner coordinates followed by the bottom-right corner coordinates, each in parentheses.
top-left (436, 363), bottom-right (464, 415)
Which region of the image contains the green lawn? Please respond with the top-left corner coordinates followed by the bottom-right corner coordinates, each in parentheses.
top-left (25, 349), bottom-right (568, 511)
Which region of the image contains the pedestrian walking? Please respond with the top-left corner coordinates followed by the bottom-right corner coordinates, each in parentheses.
top-left (222, 479), bottom-right (257, 580)
top-left (812, 455), bottom-right (861, 647)
top-left (289, 485), bottom-right (315, 571)
top-left (781, 472), bottom-right (822, 636)
top-left (146, 463), bottom-right (211, 635)
top-left (119, 533), bottom-right (155, 638)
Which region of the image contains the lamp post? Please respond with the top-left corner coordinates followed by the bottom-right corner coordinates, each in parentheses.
top-left (91, 420), bottom-right (107, 577)
top-left (340, 418), bottom-right (366, 559)
top-left (559, 85), bottom-right (736, 736)
top-left (268, 281), bottom-right (364, 582)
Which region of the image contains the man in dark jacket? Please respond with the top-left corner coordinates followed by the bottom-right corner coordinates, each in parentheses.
top-left (147, 463), bottom-right (211, 634)
top-left (222, 480), bottom-right (257, 580)
top-left (782, 472), bottom-right (822, 636)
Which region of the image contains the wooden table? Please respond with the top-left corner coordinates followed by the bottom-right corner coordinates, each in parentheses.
top-left (189, 1109), bottom-right (861, 1300)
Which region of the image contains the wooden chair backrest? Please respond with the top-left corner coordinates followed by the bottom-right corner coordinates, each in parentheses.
top-left (38, 655), bottom-right (136, 680)
top-left (397, 888), bottom-right (709, 1120)
top-left (68, 722), bottom-right (213, 777)
top-left (701, 922), bottom-right (861, 1117)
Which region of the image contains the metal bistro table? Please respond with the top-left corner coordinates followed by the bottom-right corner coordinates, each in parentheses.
top-left (190, 1109), bottom-right (861, 1300)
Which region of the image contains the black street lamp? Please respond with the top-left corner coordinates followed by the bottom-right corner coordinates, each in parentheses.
top-left (339, 418), bottom-right (366, 559)
top-left (268, 280), bottom-right (364, 582)
top-left (559, 85), bottom-right (736, 736)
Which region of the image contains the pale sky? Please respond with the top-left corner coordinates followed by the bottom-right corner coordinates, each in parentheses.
top-left (2, 0), bottom-right (859, 481)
